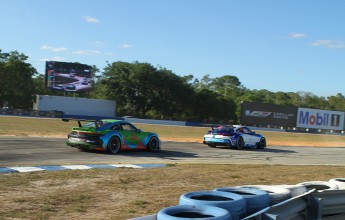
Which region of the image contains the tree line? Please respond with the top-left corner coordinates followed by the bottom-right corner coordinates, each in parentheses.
top-left (1, 49), bottom-right (345, 123)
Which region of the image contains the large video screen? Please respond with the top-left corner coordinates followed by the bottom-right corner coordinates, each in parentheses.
top-left (45, 61), bottom-right (93, 92)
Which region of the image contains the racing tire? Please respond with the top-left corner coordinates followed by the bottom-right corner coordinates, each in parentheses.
top-left (236, 137), bottom-right (244, 149)
top-left (78, 147), bottom-right (88, 152)
top-left (257, 137), bottom-right (266, 149)
top-left (329, 178), bottom-right (345, 189)
top-left (107, 136), bottom-right (121, 154)
top-left (147, 137), bottom-right (160, 151)
top-left (157, 205), bottom-right (232, 220)
top-left (179, 190), bottom-right (245, 220)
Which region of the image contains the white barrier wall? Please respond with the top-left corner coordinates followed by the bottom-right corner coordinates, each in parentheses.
top-left (34, 95), bottom-right (116, 117)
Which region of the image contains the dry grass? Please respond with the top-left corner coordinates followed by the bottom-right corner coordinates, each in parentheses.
top-left (1, 164), bottom-right (344, 219)
top-left (1, 116), bottom-right (345, 219)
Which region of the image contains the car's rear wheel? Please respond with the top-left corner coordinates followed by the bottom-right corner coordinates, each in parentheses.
top-left (147, 137), bottom-right (160, 151)
top-left (257, 138), bottom-right (266, 149)
top-left (236, 137), bottom-right (244, 149)
top-left (78, 147), bottom-right (88, 152)
top-left (107, 136), bottom-right (121, 154)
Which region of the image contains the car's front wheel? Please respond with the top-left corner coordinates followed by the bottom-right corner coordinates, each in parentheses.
top-left (147, 137), bottom-right (160, 151)
top-left (257, 137), bottom-right (266, 149)
top-left (107, 136), bottom-right (121, 154)
top-left (207, 144), bottom-right (216, 148)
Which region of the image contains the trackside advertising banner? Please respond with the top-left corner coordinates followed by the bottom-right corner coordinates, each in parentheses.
top-left (297, 108), bottom-right (345, 130)
top-left (240, 102), bottom-right (297, 127)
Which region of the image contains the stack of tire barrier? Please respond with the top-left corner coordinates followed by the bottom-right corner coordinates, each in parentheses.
top-left (131, 178), bottom-right (345, 220)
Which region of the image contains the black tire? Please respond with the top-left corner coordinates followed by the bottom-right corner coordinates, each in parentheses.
top-left (78, 147), bottom-right (88, 152)
top-left (147, 137), bottom-right (160, 151)
top-left (236, 137), bottom-right (244, 149)
top-left (257, 137), bottom-right (266, 149)
top-left (207, 144), bottom-right (216, 148)
top-left (107, 136), bottom-right (121, 154)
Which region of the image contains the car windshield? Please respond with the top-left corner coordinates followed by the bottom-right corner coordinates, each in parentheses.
top-left (236, 127), bottom-right (253, 134)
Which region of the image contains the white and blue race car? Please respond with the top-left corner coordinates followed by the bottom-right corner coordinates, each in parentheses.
top-left (203, 125), bottom-right (266, 149)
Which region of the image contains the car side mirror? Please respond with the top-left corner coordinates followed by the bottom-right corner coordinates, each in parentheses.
top-left (137, 129), bottom-right (142, 133)
top-left (252, 131), bottom-right (256, 135)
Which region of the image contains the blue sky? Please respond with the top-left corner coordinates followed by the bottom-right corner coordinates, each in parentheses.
top-left (1, 0), bottom-right (345, 97)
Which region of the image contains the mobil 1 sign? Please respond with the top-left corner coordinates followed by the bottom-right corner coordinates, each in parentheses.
top-left (297, 108), bottom-right (344, 130)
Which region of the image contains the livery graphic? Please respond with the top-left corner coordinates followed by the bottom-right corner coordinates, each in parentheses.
top-left (63, 119), bottom-right (161, 154)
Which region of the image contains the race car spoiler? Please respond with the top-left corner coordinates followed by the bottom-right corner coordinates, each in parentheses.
top-left (62, 118), bottom-right (102, 128)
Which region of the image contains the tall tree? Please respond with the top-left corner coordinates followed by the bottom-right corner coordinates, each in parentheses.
top-left (0, 50), bottom-right (37, 108)
top-left (328, 93), bottom-right (345, 111)
top-left (95, 61), bottom-right (195, 119)
top-left (209, 75), bottom-right (242, 98)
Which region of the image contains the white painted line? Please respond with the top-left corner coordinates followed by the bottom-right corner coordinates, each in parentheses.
top-left (9, 166), bottom-right (45, 173)
top-left (61, 165), bottom-right (92, 170)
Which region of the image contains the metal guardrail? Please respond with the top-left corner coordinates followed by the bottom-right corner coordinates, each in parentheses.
top-left (244, 190), bottom-right (315, 220)
top-left (309, 190), bottom-right (345, 220)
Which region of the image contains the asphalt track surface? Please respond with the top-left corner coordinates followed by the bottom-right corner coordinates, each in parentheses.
top-left (0, 136), bottom-right (345, 167)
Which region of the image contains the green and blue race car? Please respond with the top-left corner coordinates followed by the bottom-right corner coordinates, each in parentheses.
top-left (63, 119), bottom-right (161, 154)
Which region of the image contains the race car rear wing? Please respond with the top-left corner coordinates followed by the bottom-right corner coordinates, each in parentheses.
top-left (62, 118), bottom-right (103, 128)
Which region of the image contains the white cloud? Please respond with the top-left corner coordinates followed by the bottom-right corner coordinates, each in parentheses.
top-left (40, 56), bottom-right (65, 62)
top-left (84, 16), bottom-right (100, 23)
top-left (289, 33), bottom-right (306, 39)
top-left (71, 50), bottom-right (101, 55)
top-left (120, 44), bottom-right (133, 48)
top-left (40, 45), bottom-right (68, 52)
top-left (311, 40), bottom-right (345, 49)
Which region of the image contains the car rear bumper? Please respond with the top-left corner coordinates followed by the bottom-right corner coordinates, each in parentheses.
top-left (203, 141), bottom-right (234, 146)
top-left (66, 136), bottom-right (103, 150)
top-left (203, 138), bottom-right (234, 146)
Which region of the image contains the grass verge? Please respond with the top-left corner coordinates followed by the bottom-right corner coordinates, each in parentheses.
top-left (1, 164), bottom-right (345, 219)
